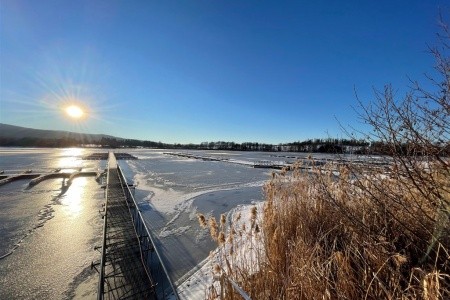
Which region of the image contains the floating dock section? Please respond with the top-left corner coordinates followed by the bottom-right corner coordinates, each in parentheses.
top-left (97, 152), bottom-right (178, 300)
top-left (0, 169), bottom-right (99, 187)
top-left (164, 152), bottom-right (289, 169)
top-left (84, 152), bottom-right (138, 160)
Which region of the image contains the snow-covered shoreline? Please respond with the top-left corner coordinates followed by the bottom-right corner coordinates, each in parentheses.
top-left (174, 201), bottom-right (265, 300)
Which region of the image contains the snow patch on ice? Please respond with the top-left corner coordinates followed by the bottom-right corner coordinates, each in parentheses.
top-left (132, 171), bottom-right (266, 214)
top-left (159, 226), bottom-right (191, 238)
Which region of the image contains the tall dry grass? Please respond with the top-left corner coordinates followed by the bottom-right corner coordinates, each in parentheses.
top-left (200, 157), bottom-right (449, 299)
top-left (260, 159), bottom-right (448, 300)
top-left (198, 21), bottom-right (449, 299)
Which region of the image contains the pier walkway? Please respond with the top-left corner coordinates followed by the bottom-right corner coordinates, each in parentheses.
top-left (97, 153), bottom-right (178, 300)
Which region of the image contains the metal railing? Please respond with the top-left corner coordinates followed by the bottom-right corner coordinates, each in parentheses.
top-left (97, 164), bottom-right (110, 299)
top-left (116, 165), bottom-right (179, 300)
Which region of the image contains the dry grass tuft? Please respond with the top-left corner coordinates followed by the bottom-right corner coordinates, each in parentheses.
top-left (209, 217), bottom-right (219, 242)
top-left (197, 213), bottom-right (207, 228)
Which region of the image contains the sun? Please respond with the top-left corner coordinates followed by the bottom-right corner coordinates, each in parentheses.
top-left (65, 105), bottom-right (84, 119)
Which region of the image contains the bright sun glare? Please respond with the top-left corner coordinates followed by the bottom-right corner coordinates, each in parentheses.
top-left (65, 105), bottom-right (84, 119)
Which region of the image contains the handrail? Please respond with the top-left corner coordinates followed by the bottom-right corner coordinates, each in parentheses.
top-left (117, 165), bottom-right (180, 300)
top-left (97, 164), bottom-right (109, 300)
top-left (227, 277), bottom-right (252, 300)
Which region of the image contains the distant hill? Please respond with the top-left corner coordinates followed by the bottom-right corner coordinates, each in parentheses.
top-left (0, 123), bottom-right (120, 144)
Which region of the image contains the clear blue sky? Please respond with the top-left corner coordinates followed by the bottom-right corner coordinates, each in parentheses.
top-left (1, 1), bottom-right (448, 143)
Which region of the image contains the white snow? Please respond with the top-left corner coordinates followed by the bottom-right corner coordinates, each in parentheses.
top-left (174, 201), bottom-right (265, 300)
top-left (159, 226), bottom-right (191, 238)
top-left (133, 172), bottom-right (266, 214)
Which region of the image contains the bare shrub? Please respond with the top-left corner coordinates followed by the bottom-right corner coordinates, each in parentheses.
top-left (200, 21), bottom-right (449, 299)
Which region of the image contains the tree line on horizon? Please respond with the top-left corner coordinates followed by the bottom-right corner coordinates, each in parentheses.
top-left (1, 136), bottom-right (448, 155)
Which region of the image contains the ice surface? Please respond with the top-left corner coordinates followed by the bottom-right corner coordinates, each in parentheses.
top-left (118, 149), bottom-right (271, 286)
top-left (0, 148), bottom-right (105, 299)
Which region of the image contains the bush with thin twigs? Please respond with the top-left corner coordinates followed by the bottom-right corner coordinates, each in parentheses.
top-left (198, 21), bottom-right (449, 299)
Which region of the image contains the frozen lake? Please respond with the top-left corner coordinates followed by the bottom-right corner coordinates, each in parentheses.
top-left (120, 149), bottom-right (275, 285)
top-left (0, 147), bottom-right (354, 298)
top-left (0, 148), bottom-right (106, 299)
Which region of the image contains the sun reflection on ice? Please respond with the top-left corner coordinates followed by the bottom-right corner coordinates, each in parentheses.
top-left (58, 148), bottom-right (85, 171)
top-left (61, 177), bottom-right (87, 216)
